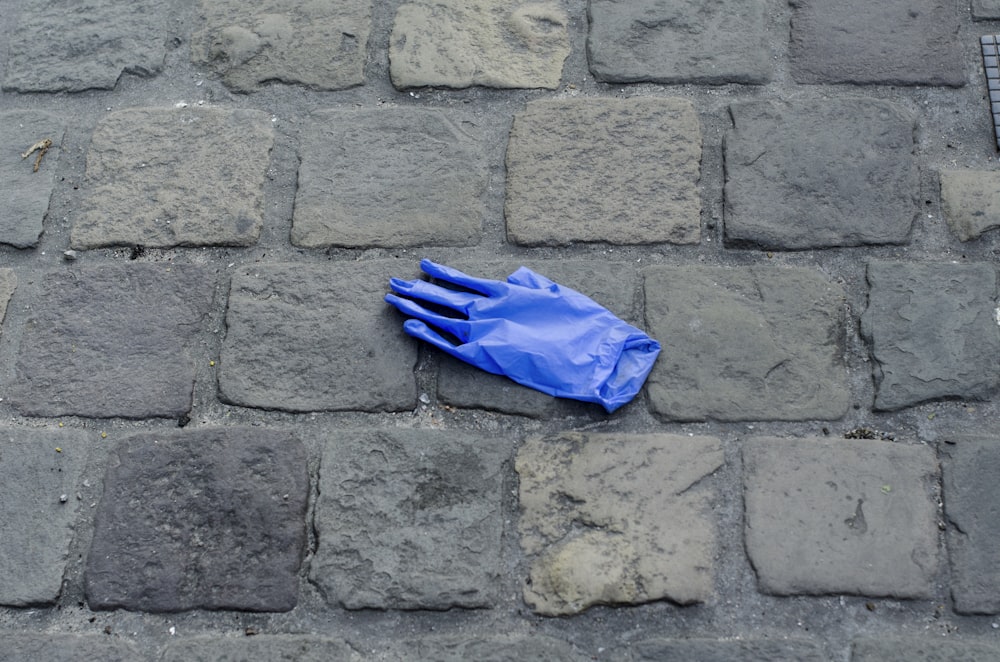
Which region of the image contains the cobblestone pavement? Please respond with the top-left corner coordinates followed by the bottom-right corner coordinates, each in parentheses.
top-left (3, 1), bottom-right (1000, 660)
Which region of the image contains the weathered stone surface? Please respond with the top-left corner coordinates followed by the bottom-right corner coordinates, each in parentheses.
top-left (0, 270), bottom-right (14, 330)
top-left (587, 0), bottom-right (770, 85)
top-left (292, 109), bottom-right (485, 248)
top-left (517, 432), bottom-right (723, 615)
top-left (219, 262), bottom-right (418, 412)
top-left (162, 635), bottom-right (358, 662)
top-left (0, 429), bottom-right (89, 606)
top-left (644, 265), bottom-right (849, 422)
top-left (852, 637), bottom-right (1000, 662)
top-left (86, 428), bottom-right (308, 612)
top-left (940, 435), bottom-right (1000, 614)
top-left (789, 0), bottom-right (964, 86)
top-left (436, 260), bottom-right (638, 417)
top-left (507, 97), bottom-right (701, 246)
top-left (390, 0), bottom-right (569, 89)
top-left (72, 108), bottom-right (274, 249)
top-left (860, 261), bottom-right (1000, 411)
top-left (311, 429), bottom-right (510, 610)
top-left (939, 170), bottom-right (1000, 241)
top-left (743, 437), bottom-right (939, 598)
top-left (190, 0), bottom-right (371, 92)
top-left (974, 0), bottom-right (1000, 20)
top-left (9, 265), bottom-right (215, 419)
top-left (634, 638), bottom-right (826, 662)
top-left (0, 633), bottom-right (141, 662)
top-left (402, 635), bottom-right (585, 661)
top-left (0, 112), bottom-right (65, 248)
top-left (2, 0), bottom-right (168, 92)
top-left (724, 100), bottom-right (917, 249)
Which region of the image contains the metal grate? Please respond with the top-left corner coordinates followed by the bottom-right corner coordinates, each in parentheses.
top-left (982, 35), bottom-right (1000, 150)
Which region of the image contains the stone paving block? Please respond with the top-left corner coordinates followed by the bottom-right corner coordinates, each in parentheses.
top-left (402, 635), bottom-right (585, 661)
top-left (389, 0), bottom-right (569, 89)
top-left (0, 112), bottom-right (65, 248)
top-left (72, 108), bottom-right (274, 249)
top-left (743, 437), bottom-right (939, 598)
top-left (517, 432), bottom-right (723, 615)
top-left (162, 635), bottom-right (358, 661)
top-left (789, 0), bottom-right (964, 86)
top-left (86, 427), bottom-right (308, 612)
top-left (291, 109), bottom-right (485, 249)
top-left (190, 0), bottom-right (371, 92)
top-left (724, 99), bottom-right (917, 249)
top-left (219, 262), bottom-right (418, 412)
top-left (506, 97), bottom-right (701, 246)
top-left (0, 428), bottom-right (89, 606)
top-left (0, 269), bottom-right (14, 329)
top-left (0, 633), bottom-right (141, 662)
top-left (851, 637), bottom-right (1000, 662)
top-left (643, 265), bottom-right (849, 422)
top-left (860, 261), bottom-right (1000, 411)
top-left (974, 0), bottom-right (1000, 20)
top-left (9, 265), bottom-right (215, 419)
top-left (633, 638), bottom-right (826, 662)
top-left (940, 435), bottom-right (1000, 614)
top-left (2, 0), bottom-right (169, 92)
top-left (436, 260), bottom-right (638, 417)
top-left (311, 429), bottom-right (510, 610)
top-left (939, 170), bottom-right (1000, 241)
top-left (587, 0), bottom-right (770, 85)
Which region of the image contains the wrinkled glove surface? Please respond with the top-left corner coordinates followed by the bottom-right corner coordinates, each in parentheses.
top-left (385, 259), bottom-right (661, 413)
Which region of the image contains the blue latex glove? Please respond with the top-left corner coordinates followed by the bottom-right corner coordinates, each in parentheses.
top-left (385, 259), bottom-right (661, 413)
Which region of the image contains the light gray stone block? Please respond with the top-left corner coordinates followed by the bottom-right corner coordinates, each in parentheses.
top-left (974, 0), bottom-right (1000, 19)
top-left (517, 432), bottom-right (723, 615)
top-left (744, 437), bottom-right (939, 598)
top-left (0, 112), bottom-right (65, 247)
top-left (0, 633), bottom-right (141, 662)
top-left (644, 265), bottom-right (849, 422)
top-left (860, 261), bottom-right (1000, 411)
top-left (162, 635), bottom-right (358, 662)
top-left (0, 429), bottom-right (89, 606)
top-left (939, 170), bottom-right (1000, 241)
top-left (72, 107), bottom-right (273, 249)
top-left (852, 637), bottom-right (1000, 662)
top-left (634, 638), bottom-right (826, 662)
top-left (402, 635), bottom-right (586, 661)
top-left (506, 97), bottom-right (701, 246)
top-left (190, 0), bottom-right (372, 92)
top-left (588, 0), bottom-right (770, 84)
top-left (219, 262), bottom-right (418, 412)
top-left (291, 109), bottom-right (485, 249)
top-left (389, 0), bottom-right (569, 90)
top-left (0, 269), bottom-right (14, 331)
top-left (724, 99), bottom-right (917, 249)
top-left (311, 429), bottom-right (510, 610)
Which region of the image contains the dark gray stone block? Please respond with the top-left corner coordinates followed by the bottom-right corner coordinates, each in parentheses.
top-left (190, 0), bottom-right (371, 92)
top-left (860, 261), bottom-right (1000, 411)
top-left (436, 260), bottom-right (638, 417)
top-left (310, 428), bottom-right (510, 610)
top-left (744, 437), bottom-right (939, 598)
top-left (162, 635), bottom-right (356, 661)
top-left (789, 0), bottom-right (964, 86)
top-left (634, 638), bottom-right (826, 662)
top-left (644, 265), bottom-right (849, 422)
top-left (86, 427), bottom-right (308, 612)
top-left (403, 635), bottom-right (586, 661)
top-left (0, 633), bottom-right (141, 662)
top-left (219, 262), bottom-right (418, 412)
top-left (724, 100), bottom-right (917, 249)
top-left (852, 637), bottom-right (1000, 662)
top-left (588, 0), bottom-right (770, 84)
top-left (9, 265), bottom-right (215, 419)
top-left (72, 108), bottom-right (274, 249)
top-left (506, 97), bottom-right (701, 246)
top-left (0, 428), bottom-right (89, 606)
top-left (941, 436), bottom-right (1000, 614)
top-left (2, 0), bottom-right (169, 92)
top-left (292, 109), bottom-right (486, 249)
top-left (0, 112), bottom-right (65, 248)
top-left (974, 0), bottom-right (1000, 20)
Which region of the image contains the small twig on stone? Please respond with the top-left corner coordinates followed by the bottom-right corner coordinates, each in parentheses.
top-left (21, 138), bottom-right (53, 172)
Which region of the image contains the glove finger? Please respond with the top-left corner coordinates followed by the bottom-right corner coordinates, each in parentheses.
top-left (385, 293), bottom-right (471, 341)
top-left (389, 277), bottom-right (481, 313)
top-left (420, 259), bottom-right (505, 297)
top-left (402, 319), bottom-right (466, 359)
